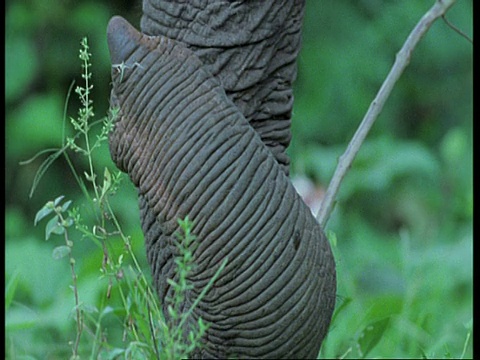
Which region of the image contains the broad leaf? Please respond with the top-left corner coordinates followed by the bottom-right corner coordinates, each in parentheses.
top-left (34, 204), bottom-right (54, 226)
top-left (52, 245), bottom-right (71, 260)
top-left (357, 317), bottom-right (391, 358)
top-left (45, 215), bottom-right (64, 240)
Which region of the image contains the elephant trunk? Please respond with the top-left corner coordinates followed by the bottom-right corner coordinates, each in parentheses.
top-left (107, 7), bottom-right (335, 360)
top-left (140, 0), bottom-right (306, 175)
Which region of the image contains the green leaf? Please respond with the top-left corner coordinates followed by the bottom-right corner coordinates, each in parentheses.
top-left (61, 200), bottom-right (72, 212)
top-left (330, 296), bottom-right (352, 325)
top-left (52, 245), bottom-right (70, 260)
top-left (104, 167), bottom-right (111, 186)
top-left (100, 306), bottom-right (115, 317)
top-left (34, 202), bottom-right (54, 226)
top-left (420, 349), bottom-right (429, 359)
top-left (5, 272), bottom-right (20, 311)
top-left (84, 171), bottom-right (96, 182)
top-left (167, 279), bottom-right (178, 287)
top-left (177, 216), bottom-right (194, 234)
top-left (26, 148), bottom-right (65, 198)
top-left (62, 217), bottom-right (74, 228)
top-left (82, 303), bottom-right (99, 314)
top-left (197, 317), bottom-right (208, 332)
top-left (327, 230), bottom-right (338, 247)
top-left (53, 195), bottom-right (65, 206)
top-left (45, 215), bottom-right (64, 240)
top-left (100, 167), bottom-right (112, 199)
top-left (357, 317), bottom-right (391, 358)
top-left (98, 348), bottom-right (125, 360)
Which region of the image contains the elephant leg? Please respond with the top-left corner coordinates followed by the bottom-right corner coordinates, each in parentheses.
top-left (107, 15), bottom-right (335, 359)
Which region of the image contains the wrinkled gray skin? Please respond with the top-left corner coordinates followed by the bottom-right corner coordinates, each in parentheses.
top-left (141, 0), bottom-right (303, 175)
top-left (107, 1), bottom-right (336, 358)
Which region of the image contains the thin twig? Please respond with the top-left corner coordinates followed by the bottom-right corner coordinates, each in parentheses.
top-left (316, 0), bottom-right (457, 228)
top-left (442, 15), bottom-right (473, 44)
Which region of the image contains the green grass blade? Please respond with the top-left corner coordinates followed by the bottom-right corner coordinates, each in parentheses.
top-left (5, 272), bottom-right (20, 311)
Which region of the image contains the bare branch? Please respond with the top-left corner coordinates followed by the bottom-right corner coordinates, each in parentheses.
top-left (316, 0), bottom-right (457, 228)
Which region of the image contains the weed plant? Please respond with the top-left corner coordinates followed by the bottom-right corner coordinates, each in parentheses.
top-left (13, 37), bottom-right (225, 360)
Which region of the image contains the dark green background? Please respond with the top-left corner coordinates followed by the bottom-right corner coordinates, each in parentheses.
top-left (6, 1), bottom-right (472, 358)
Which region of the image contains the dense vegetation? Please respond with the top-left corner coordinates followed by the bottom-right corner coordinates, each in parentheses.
top-left (6, 1), bottom-right (472, 358)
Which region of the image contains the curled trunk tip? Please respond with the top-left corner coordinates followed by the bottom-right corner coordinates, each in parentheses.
top-left (107, 15), bottom-right (141, 65)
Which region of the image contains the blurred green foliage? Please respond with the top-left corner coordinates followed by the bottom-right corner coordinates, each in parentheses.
top-left (5, 0), bottom-right (472, 359)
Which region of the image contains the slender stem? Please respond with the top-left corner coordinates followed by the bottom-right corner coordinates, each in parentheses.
top-left (460, 326), bottom-right (472, 359)
top-left (177, 258), bottom-right (228, 331)
top-left (57, 211), bottom-right (83, 358)
top-left (82, 61), bottom-right (99, 203)
top-left (62, 80), bottom-right (76, 148)
top-left (316, 0), bottom-right (457, 228)
top-left (70, 254), bottom-right (82, 358)
top-left (147, 301), bottom-right (161, 360)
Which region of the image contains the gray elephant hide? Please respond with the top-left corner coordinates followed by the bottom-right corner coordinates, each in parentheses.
top-left (107, 2), bottom-right (336, 358)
